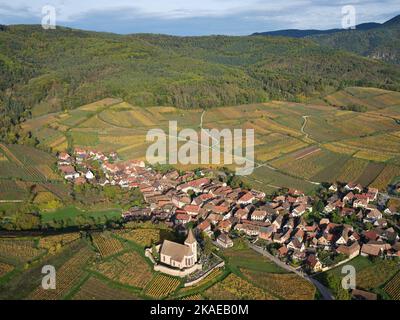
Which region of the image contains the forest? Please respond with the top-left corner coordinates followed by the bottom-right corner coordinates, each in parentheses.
top-left (1, 24), bottom-right (400, 143)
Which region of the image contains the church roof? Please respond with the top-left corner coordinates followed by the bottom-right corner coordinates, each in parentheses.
top-left (160, 240), bottom-right (192, 263)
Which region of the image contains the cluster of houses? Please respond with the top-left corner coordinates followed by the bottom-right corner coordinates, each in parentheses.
top-left (57, 150), bottom-right (400, 273)
top-left (57, 148), bottom-right (145, 187)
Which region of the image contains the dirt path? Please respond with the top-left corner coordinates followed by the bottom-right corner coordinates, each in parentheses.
top-left (301, 115), bottom-right (310, 139)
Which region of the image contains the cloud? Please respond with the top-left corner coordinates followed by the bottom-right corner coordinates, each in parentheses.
top-left (0, 0), bottom-right (399, 35)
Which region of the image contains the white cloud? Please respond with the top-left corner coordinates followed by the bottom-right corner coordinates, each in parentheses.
top-left (0, 0), bottom-right (399, 34)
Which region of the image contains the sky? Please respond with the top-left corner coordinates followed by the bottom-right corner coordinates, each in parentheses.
top-left (0, 0), bottom-right (399, 35)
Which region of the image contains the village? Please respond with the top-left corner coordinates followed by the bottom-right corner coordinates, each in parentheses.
top-left (57, 148), bottom-right (400, 277)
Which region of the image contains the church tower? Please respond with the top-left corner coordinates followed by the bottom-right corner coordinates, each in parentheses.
top-left (184, 228), bottom-right (198, 263)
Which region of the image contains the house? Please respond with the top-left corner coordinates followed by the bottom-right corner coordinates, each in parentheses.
top-left (85, 170), bottom-right (95, 180)
top-left (288, 188), bottom-right (304, 196)
top-left (287, 238), bottom-right (305, 252)
top-left (306, 254), bottom-right (322, 272)
top-left (361, 244), bottom-right (381, 257)
top-left (217, 219), bottom-right (232, 233)
top-left (207, 213), bottom-right (223, 225)
top-left (175, 213), bottom-right (191, 225)
top-left (234, 208), bottom-right (248, 221)
top-left (292, 204), bottom-right (308, 217)
top-left (278, 245), bottom-right (289, 257)
top-left (259, 226), bottom-right (275, 240)
top-left (184, 205), bottom-right (201, 216)
top-left (196, 220), bottom-right (211, 235)
top-left (251, 210), bottom-right (267, 221)
top-left (353, 199), bottom-right (369, 209)
top-left (237, 192), bottom-right (255, 205)
top-left (59, 165), bottom-right (80, 180)
top-left (272, 215), bottom-right (284, 229)
top-left (335, 228), bottom-right (350, 245)
top-left (345, 182), bottom-right (363, 193)
top-left (365, 208), bottom-right (383, 222)
top-left (329, 184), bottom-right (338, 192)
top-left (216, 233), bottom-right (233, 248)
top-left (367, 187), bottom-right (379, 201)
top-left (343, 192), bottom-right (355, 203)
top-left (336, 242), bottom-right (360, 259)
top-left (172, 195), bottom-right (192, 208)
top-left (235, 223), bottom-right (260, 236)
top-left (159, 229), bottom-right (198, 270)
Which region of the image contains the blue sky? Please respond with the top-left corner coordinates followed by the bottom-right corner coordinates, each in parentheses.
top-left (0, 0), bottom-right (399, 35)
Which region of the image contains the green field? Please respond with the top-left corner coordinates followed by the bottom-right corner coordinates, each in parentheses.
top-left (41, 206), bottom-right (121, 224)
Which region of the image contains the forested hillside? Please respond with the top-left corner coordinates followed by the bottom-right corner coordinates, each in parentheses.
top-left (310, 16), bottom-right (400, 65)
top-left (1, 24), bottom-right (400, 143)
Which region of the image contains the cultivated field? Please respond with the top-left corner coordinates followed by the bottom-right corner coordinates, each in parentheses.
top-left (91, 232), bottom-right (125, 258)
top-left (204, 273), bottom-right (275, 300)
top-left (144, 274), bottom-right (181, 299)
top-left (118, 228), bottom-right (161, 247)
top-left (18, 86), bottom-right (400, 193)
top-left (28, 244), bottom-right (94, 300)
top-left (384, 271), bottom-right (400, 300)
top-left (0, 239), bottom-right (44, 264)
top-left (0, 262), bottom-right (14, 278)
top-left (241, 269), bottom-right (316, 300)
top-left (92, 251), bottom-right (152, 289)
top-left (73, 276), bottom-right (140, 300)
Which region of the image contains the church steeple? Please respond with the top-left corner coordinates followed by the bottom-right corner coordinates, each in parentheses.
top-left (185, 228), bottom-right (196, 244)
top-left (184, 228), bottom-right (197, 263)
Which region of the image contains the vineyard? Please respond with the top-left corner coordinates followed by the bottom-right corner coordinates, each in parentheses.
top-left (92, 251), bottom-right (152, 289)
top-left (0, 239), bottom-right (43, 263)
top-left (28, 245), bottom-right (94, 300)
top-left (0, 180), bottom-right (28, 200)
top-left (0, 262), bottom-right (14, 278)
top-left (384, 271), bottom-right (400, 300)
top-left (0, 144), bottom-right (59, 183)
top-left (144, 274), bottom-right (181, 299)
top-left (181, 294), bottom-right (203, 300)
top-left (204, 273), bottom-right (275, 300)
top-left (356, 259), bottom-right (399, 290)
top-left (73, 276), bottom-right (139, 300)
top-left (92, 233), bottom-right (125, 258)
top-left (241, 269), bottom-right (316, 300)
top-left (38, 233), bottom-right (81, 253)
top-left (119, 228), bottom-right (161, 247)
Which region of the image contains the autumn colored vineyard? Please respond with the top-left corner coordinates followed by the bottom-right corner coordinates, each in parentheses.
top-left (384, 271), bottom-right (400, 300)
top-left (0, 262), bottom-right (14, 278)
top-left (39, 233), bottom-right (81, 252)
top-left (92, 233), bottom-right (124, 258)
top-left (241, 269), bottom-right (316, 300)
top-left (28, 245), bottom-right (94, 300)
top-left (0, 239), bottom-right (43, 263)
top-left (92, 251), bottom-right (152, 289)
top-left (204, 273), bottom-right (275, 300)
top-left (73, 276), bottom-right (139, 300)
top-left (119, 228), bottom-right (160, 247)
top-left (144, 274), bottom-right (181, 298)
